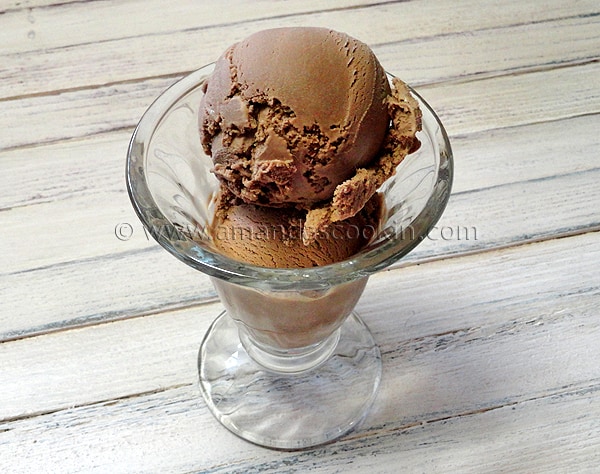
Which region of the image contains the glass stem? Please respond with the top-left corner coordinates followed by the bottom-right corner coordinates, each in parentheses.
top-left (238, 325), bottom-right (342, 374)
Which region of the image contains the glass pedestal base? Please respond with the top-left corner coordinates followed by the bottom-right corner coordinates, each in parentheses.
top-left (197, 311), bottom-right (382, 450)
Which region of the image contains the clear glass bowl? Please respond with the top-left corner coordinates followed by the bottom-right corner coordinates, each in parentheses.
top-left (127, 63), bottom-right (453, 450)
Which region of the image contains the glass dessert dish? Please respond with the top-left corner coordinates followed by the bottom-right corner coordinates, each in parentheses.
top-left (126, 63), bottom-right (453, 450)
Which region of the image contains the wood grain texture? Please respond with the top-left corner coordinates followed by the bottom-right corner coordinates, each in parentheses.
top-left (2, 382), bottom-right (599, 473)
top-left (3, 112), bottom-right (600, 212)
top-left (0, 0), bottom-right (389, 57)
top-left (418, 61), bottom-right (600, 136)
top-left (1, 0), bottom-right (599, 471)
top-left (2, 232), bottom-right (599, 472)
top-left (1, 0), bottom-right (597, 98)
top-left (3, 231), bottom-right (599, 419)
top-left (0, 0), bottom-right (83, 13)
top-left (3, 57), bottom-right (599, 151)
top-left (2, 134), bottom-right (599, 338)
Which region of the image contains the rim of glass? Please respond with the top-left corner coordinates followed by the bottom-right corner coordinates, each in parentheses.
top-left (126, 64), bottom-right (453, 289)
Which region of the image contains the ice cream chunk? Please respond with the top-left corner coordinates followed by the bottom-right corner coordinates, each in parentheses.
top-left (210, 192), bottom-right (383, 268)
top-left (199, 27), bottom-right (391, 208)
top-left (303, 78), bottom-right (422, 242)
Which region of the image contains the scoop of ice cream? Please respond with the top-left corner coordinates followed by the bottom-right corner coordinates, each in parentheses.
top-left (210, 192), bottom-right (383, 268)
top-left (201, 27), bottom-right (422, 250)
top-left (199, 27), bottom-right (391, 208)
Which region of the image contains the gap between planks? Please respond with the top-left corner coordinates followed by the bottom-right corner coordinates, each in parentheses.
top-left (3, 59), bottom-right (599, 153)
top-left (343, 379), bottom-right (600, 442)
top-left (0, 0), bottom-right (395, 61)
top-left (2, 226), bottom-right (598, 345)
top-left (0, 383), bottom-right (192, 425)
top-left (3, 161), bottom-right (599, 338)
top-left (2, 14), bottom-right (598, 103)
top-left (2, 230), bottom-right (598, 468)
top-left (1, 0), bottom-right (598, 101)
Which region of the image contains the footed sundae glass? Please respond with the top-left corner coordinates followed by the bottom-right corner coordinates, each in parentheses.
top-left (127, 64), bottom-right (452, 450)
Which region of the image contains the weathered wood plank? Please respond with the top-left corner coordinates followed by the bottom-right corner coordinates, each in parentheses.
top-left (2, 230), bottom-right (598, 419)
top-left (3, 0), bottom-right (596, 60)
top-left (0, 131), bottom-right (132, 209)
top-left (2, 55), bottom-right (598, 153)
top-left (0, 0), bottom-right (389, 56)
top-left (417, 60), bottom-right (600, 137)
top-left (2, 112), bottom-right (599, 212)
top-left (448, 114), bottom-right (600, 194)
top-left (2, 6), bottom-right (598, 101)
top-left (2, 154), bottom-right (599, 339)
top-left (1, 382), bottom-right (598, 473)
top-left (0, 247), bottom-right (214, 341)
top-left (0, 0), bottom-right (82, 14)
top-left (2, 175), bottom-right (156, 274)
top-left (0, 300), bottom-right (215, 421)
top-left (0, 76), bottom-right (175, 152)
top-left (409, 164), bottom-right (600, 261)
top-left (1, 231), bottom-right (598, 472)
top-left (377, 13), bottom-right (600, 86)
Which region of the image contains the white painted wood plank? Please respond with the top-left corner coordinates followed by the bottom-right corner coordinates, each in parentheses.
top-left (0, 131), bottom-right (132, 209)
top-left (1, 382), bottom-right (598, 473)
top-left (0, 247), bottom-right (215, 341)
top-left (2, 230), bottom-right (598, 419)
top-left (1, 231), bottom-right (598, 472)
top-left (0, 0), bottom-right (388, 56)
top-left (2, 55), bottom-right (598, 155)
top-left (417, 61), bottom-right (600, 136)
top-left (2, 157), bottom-right (599, 339)
top-left (2, 5), bottom-right (598, 101)
top-left (3, 113), bottom-right (600, 274)
top-left (359, 235), bottom-right (600, 359)
top-left (0, 76), bottom-right (175, 152)
top-left (409, 165), bottom-right (600, 261)
top-left (376, 13), bottom-right (600, 86)
top-left (0, 301), bottom-right (216, 420)
top-left (448, 114), bottom-right (600, 194)
top-left (2, 184), bottom-right (155, 274)
top-left (2, 113), bottom-right (598, 212)
top-left (0, 0), bottom-right (81, 13)
top-left (3, 0), bottom-right (596, 59)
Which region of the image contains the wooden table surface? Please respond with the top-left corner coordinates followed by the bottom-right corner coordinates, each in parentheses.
top-left (1, 1), bottom-right (599, 472)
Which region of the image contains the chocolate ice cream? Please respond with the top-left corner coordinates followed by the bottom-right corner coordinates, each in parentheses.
top-left (200, 27), bottom-right (422, 264)
top-left (211, 192), bottom-right (383, 268)
top-left (199, 27), bottom-right (390, 208)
